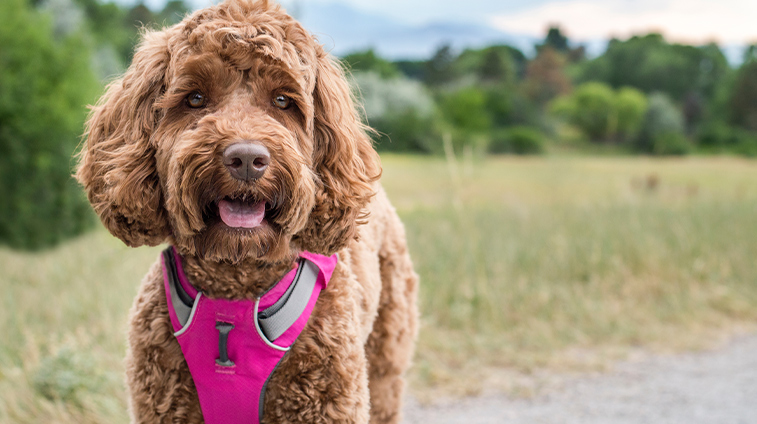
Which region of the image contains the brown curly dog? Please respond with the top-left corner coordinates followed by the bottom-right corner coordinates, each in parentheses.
top-left (75, 0), bottom-right (418, 422)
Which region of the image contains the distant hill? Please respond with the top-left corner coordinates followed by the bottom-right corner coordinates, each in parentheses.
top-left (292, 1), bottom-right (539, 59)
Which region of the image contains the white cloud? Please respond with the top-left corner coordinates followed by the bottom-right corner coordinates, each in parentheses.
top-left (491, 0), bottom-right (757, 44)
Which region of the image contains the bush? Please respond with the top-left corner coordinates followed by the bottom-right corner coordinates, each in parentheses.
top-left (351, 71), bottom-right (435, 121)
top-left (634, 93), bottom-right (688, 154)
top-left (615, 87), bottom-right (648, 140)
top-left (652, 131), bottom-right (691, 155)
top-left (0, 0), bottom-right (99, 249)
top-left (370, 109), bottom-right (444, 153)
top-left (550, 82), bottom-right (647, 143)
top-left (437, 87), bottom-right (492, 133)
top-left (697, 121), bottom-right (757, 156)
top-left (484, 84), bottom-right (514, 127)
top-left (736, 139), bottom-right (757, 157)
top-left (350, 71), bottom-right (441, 153)
top-left (489, 126), bottom-right (545, 155)
top-left (553, 82), bottom-right (615, 140)
top-left (33, 347), bottom-right (105, 406)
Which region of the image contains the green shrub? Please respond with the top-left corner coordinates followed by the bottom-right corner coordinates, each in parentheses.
top-left (437, 87), bottom-right (492, 133)
top-left (0, 0), bottom-right (99, 249)
top-left (351, 71), bottom-right (435, 120)
top-left (550, 82), bottom-right (647, 143)
top-left (634, 93), bottom-right (688, 154)
top-left (652, 131), bottom-right (691, 155)
top-left (484, 84), bottom-right (514, 127)
top-left (615, 87), bottom-right (648, 140)
top-left (735, 139), bottom-right (757, 157)
top-left (32, 347), bottom-right (105, 407)
top-left (350, 71), bottom-right (443, 152)
top-left (489, 126), bottom-right (545, 155)
top-left (697, 121), bottom-right (757, 156)
top-left (370, 109), bottom-right (444, 153)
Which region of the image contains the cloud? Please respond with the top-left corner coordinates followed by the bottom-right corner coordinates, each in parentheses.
top-left (491, 0), bottom-right (757, 44)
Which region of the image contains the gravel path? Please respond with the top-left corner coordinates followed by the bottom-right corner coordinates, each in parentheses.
top-left (403, 334), bottom-right (757, 424)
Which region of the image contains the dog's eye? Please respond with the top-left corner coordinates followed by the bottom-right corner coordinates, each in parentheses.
top-left (273, 95), bottom-right (291, 110)
top-left (186, 92), bottom-right (206, 108)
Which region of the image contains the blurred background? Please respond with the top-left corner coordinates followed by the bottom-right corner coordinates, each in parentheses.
top-left (1, 0), bottom-right (756, 422)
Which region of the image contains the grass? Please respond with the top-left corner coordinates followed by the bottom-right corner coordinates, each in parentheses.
top-left (0, 232), bottom-right (160, 423)
top-left (2, 155), bottom-right (757, 420)
top-left (384, 154), bottom-right (757, 396)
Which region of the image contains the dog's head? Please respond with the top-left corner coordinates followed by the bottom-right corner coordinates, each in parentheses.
top-left (76, 0), bottom-right (380, 263)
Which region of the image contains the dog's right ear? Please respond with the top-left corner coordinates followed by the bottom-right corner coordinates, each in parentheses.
top-left (76, 30), bottom-right (172, 247)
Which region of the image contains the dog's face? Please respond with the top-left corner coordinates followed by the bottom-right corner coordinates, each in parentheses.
top-left (77, 0), bottom-right (380, 264)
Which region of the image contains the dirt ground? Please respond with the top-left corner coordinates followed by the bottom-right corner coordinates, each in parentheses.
top-left (403, 334), bottom-right (757, 424)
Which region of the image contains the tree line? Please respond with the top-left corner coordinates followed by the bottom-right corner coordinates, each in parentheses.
top-left (345, 30), bottom-right (757, 157)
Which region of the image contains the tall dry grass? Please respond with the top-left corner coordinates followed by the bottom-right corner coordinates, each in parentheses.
top-left (0, 233), bottom-right (159, 423)
top-left (382, 155), bottom-right (757, 395)
top-left (1, 155), bottom-right (756, 420)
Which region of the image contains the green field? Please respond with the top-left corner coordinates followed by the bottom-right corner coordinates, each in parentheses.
top-left (2, 155), bottom-right (757, 421)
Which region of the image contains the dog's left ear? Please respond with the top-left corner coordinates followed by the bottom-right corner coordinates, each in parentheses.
top-left (297, 51), bottom-right (381, 255)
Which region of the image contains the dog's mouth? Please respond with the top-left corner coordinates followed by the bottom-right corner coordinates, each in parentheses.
top-left (218, 197), bottom-right (266, 228)
top-left (202, 192), bottom-right (280, 231)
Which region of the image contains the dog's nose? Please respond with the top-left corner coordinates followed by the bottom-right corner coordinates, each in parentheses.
top-left (223, 142), bottom-right (270, 182)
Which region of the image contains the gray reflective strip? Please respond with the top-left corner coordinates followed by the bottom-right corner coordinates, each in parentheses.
top-left (163, 249), bottom-right (193, 327)
top-left (259, 352), bottom-right (288, 421)
top-left (258, 259), bottom-right (319, 342)
top-left (258, 259), bottom-right (306, 320)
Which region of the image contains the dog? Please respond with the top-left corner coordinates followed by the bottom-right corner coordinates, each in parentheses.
top-left (75, 0), bottom-right (418, 422)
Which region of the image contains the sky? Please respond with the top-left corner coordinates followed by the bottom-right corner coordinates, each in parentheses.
top-left (120, 0), bottom-right (757, 46)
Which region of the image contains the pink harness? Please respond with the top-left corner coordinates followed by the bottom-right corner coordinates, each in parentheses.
top-left (161, 247), bottom-right (337, 423)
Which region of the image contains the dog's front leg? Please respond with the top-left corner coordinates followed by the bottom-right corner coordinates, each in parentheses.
top-left (261, 264), bottom-right (370, 423)
top-left (125, 265), bottom-right (204, 423)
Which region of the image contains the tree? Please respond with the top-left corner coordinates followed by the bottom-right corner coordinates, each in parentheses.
top-left (157, 0), bottom-right (190, 25)
top-left (479, 49), bottom-right (507, 82)
top-left (0, 0), bottom-right (100, 249)
top-left (728, 60), bottom-right (757, 131)
top-left (394, 59), bottom-right (425, 80)
top-left (743, 44), bottom-right (757, 63)
top-left (454, 45), bottom-right (526, 83)
top-left (438, 87), bottom-right (492, 133)
top-left (523, 47), bottom-right (572, 106)
top-left (615, 87), bottom-right (648, 141)
top-left (349, 71), bottom-right (440, 153)
top-left (551, 82), bottom-right (616, 141)
top-left (478, 48), bottom-right (514, 84)
top-left (576, 35), bottom-right (730, 103)
top-left (126, 3), bottom-right (153, 28)
top-left (342, 49), bottom-right (399, 79)
top-left (551, 83), bottom-right (647, 143)
top-left (634, 93), bottom-right (688, 154)
top-left (540, 26), bottom-right (569, 53)
top-left (73, 0), bottom-right (191, 67)
top-left (424, 44), bottom-right (458, 86)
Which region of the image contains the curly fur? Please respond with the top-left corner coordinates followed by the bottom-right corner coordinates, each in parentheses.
top-left (75, 1), bottom-right (418, 422)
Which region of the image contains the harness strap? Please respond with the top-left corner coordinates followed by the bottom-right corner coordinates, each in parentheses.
top-left (258, 258), bottom-right (319, 341)
top-left (163, 249), bottom-right (193, 326)
top-left (163, 248), bottom-right (325, 342)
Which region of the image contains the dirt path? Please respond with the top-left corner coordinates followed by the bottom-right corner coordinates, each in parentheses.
top-left (403, 334), bottom-right (757, 424)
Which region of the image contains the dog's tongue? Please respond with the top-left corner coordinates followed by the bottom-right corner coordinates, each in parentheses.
top-left (218, 199), bottom-right (266, 228)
